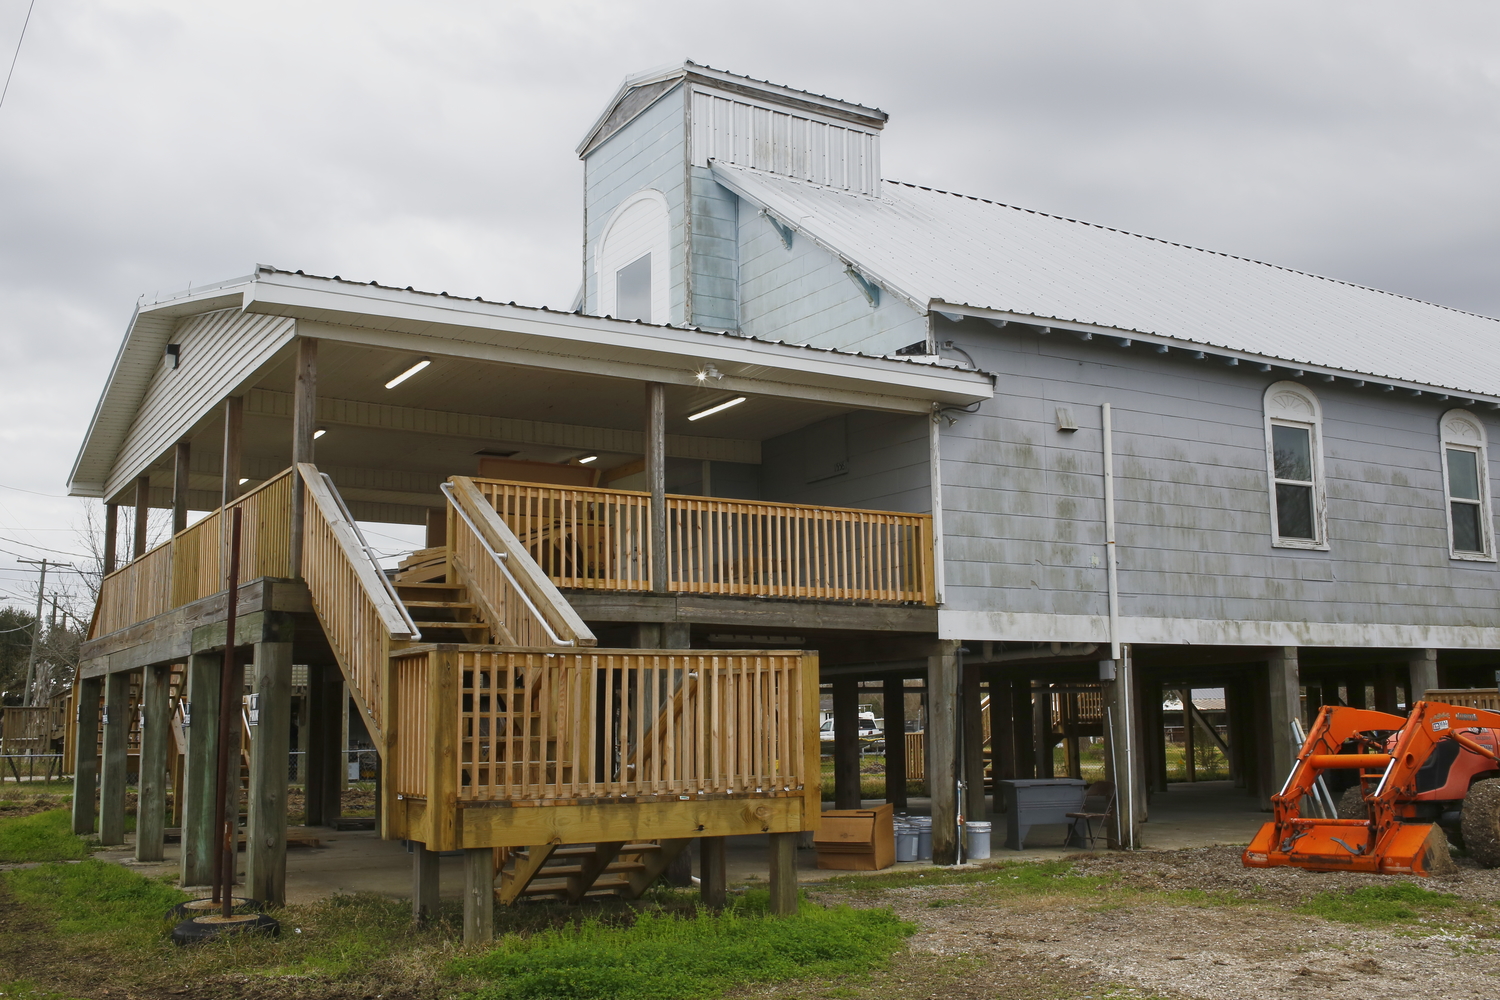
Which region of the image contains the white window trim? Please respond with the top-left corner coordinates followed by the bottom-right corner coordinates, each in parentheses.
top-left (594, 188), bottom-right (671, 325)
top-left (1263, 381), bottom-right (1329, 550)
top-left (1439, 409), bottom-right (1496, 563)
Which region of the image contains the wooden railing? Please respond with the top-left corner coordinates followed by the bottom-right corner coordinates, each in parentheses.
top-left (91, 470), bottom-right (296, 639)
top-left (444, 478), bottom-right (596, 648)
top-left (298, 464), bottom-right (418, 741)
top-left (390, 647), bottom-right (817, 807)
top-left (471, 478), bottom-right (936, 605)
top-left (169, 472), bottom-right (294, 607)
top-left (472, 480), bottom-right (651, 591)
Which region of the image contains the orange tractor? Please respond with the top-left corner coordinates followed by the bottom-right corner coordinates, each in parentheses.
top-left (1243, 701), bottom-right (1500, 876)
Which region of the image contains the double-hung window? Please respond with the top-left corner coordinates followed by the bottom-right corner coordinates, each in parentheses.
top-left (1263, 382), bottom-right (1328, 548)
top-left (1439, 410), bottom-right (1494, 560)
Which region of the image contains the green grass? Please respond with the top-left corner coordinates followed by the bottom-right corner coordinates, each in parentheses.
top-left (4, 859), bottom-right (186, 946)
top-left (0, 809), bottom-right (91, 863)
top-left (1296, 882), bottom-right (1464, 925)
top-left (450, 891), bottom-right (913, 1000)
top-left (0, 981), bottom-right (87, 1000)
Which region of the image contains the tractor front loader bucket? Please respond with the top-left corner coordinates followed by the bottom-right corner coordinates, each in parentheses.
top-left (1243, 817), bottom-right (1455, 875)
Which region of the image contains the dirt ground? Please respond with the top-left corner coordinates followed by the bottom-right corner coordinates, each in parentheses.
top-left (793, 846), bottom-right (1500, 1000)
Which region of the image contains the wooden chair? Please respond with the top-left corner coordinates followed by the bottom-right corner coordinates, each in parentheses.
top-left (1065, 779), bottom-right (1115, 849)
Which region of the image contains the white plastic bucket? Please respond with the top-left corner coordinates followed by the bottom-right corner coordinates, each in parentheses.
top-left (965, 820), bottom-right (992, 860)
top-left (910, 816), bottom-right (933, 860)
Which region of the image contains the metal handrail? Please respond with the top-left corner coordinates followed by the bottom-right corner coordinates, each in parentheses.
top-left (320, 472), bottom-right (421, 642)
top-left (440, 482), bottom-right (574, 647)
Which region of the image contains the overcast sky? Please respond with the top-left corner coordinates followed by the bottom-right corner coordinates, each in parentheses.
top-left (1, 0), bottom-right (1497, 610)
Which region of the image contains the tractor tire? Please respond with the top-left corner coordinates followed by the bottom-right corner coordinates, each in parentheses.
top-left (1337, 786), bottom-right (1368, 820)
top-left (1462, 778), bottom-right (1500, 867)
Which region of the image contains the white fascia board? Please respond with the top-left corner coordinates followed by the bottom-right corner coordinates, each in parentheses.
top-left (245, 274), bottom-right (993, 412)
top-left (938, 301), bottom-right (1500, 406)
top-left (67, 283), bottom-right (253, 497)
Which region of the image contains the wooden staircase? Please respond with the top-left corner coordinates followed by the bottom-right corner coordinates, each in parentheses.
top-left (495, 839), bottom-right (693, 904)
top-left (392, 548), bottom-right (493, 643)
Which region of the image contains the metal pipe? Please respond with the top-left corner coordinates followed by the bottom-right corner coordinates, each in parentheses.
top-left (1102, 404), bottom-right (1120, 662)
top-left (211, 507), bottom-right (242, 913)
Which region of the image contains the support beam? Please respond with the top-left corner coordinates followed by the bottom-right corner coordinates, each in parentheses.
top-left (1101, 655), bottom-right (1140, 849)
top-left (832, 676), bottom-right (861, 809)
top-left (181, 652), bottom-right (221, 884)
top-left (1011, 679), bottom-right (1035, 780)
top-left (961, 663), bottom-right (986, 821)
top-left (135, 663), bottom-right (171, 862)
top-left (304, 664), bottom-right (343, 827)
top-left (767, 831), bottom-right (798, 915)
top-left (463, 847), bottom-right (495, 943)
top-left (882, 676), bottom-right (907, 810)
top-left (98, 670), bottom-right (130, 846)
top-left (646, 382), bottom-right (666, 593)
top-left (71, 674), bottom-right (102, 836)
top-left (222, 395), bottom-right (244, 507)
top-left (1032, 680), bottom-right (1054, 779)
top-left (988, 674), bottom-right (1014, 783)
top-left (699, 836), bottom-right (727, 909)
top-left (412, 843), bottom-right (439, 924)
top-left (103, 504), bottom-right (118, 575)
top-left (289, 337), bottom-right (317, 578)
top-left (926, 640), bottom-right (960, 865)
top-left (1267, 647), bottom-right (1300, 801)
top-left (132, 475), bottom-right (150, 558)
top-left (1409, 649), bottom-right (1439, 702)
top-left (247, 640), bottom-right (293, 906)
top-left (172, 441), bottom-right (191, 535)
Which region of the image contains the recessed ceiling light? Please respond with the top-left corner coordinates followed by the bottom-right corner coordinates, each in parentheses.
top-left (578, 455), bottom-right (598, 464)
top-left (384, 357), bottom-right (431, 389)
top-left (688, 396), bottom-right (747, 421)
top-left (238, 478), bottom-right (249, 486)
top-left (313, 428), bottom-right (327, 439)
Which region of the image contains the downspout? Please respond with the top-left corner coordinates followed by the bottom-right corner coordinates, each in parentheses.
top-left (1102, 402), bottom-right (1134, 849)
top-left (929, 403), bottom-right (946, 606)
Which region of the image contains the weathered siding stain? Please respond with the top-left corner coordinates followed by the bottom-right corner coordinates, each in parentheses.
top-left (762, 411), bottom-right (930, 513)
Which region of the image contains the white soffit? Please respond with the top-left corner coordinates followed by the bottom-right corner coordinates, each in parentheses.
top-left (712, 162), bottom-right (1500, 401)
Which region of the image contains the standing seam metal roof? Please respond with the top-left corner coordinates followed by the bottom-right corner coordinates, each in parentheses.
top-left (711, 161), bottom-right (1500, 400)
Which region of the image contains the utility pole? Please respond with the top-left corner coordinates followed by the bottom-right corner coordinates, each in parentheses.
top-left (18, 558), bottom-right (49, 707)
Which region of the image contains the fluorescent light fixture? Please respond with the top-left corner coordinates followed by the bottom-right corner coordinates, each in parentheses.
top-left (384, 357), bottom-right (431, 389)
top-left (687, 396), bottom-right (747, 421)
top-left (313, 428), bottom-right (327, 439)
top-left (578, 455), bottom-right (598, 464)
top-left (238, 478), bottom-right (249, 486)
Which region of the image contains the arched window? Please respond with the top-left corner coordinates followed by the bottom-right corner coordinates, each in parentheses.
top-left (596, 189), bottom-right (670, 324)
top-left (1439, 409), bottom-right (1494, 560)
top-left (1263, 381), bottom-right (1328, 549)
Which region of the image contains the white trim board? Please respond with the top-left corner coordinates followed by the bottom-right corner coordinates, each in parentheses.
top-left (939, 609), bottom-right (1500, 650)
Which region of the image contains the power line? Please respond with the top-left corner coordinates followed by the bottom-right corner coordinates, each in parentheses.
top-left (0, 537), bottom-right (89, 558)
top-left (0, 480), bottom-right (63, 497)
top-left (0, 0), bottom-right (36, 111)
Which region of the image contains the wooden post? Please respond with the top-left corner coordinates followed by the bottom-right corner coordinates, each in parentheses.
top-left (988, 674), bottom-right (1014, 782)
top-left (699, 836), bottom-right (727, 909)
top-left (882, 676), bottom-right (907, 809)
top-left (1408, 649), bottom-right (1439, 703)
top-left (1267, 647), bottom-right (1300, 804)
top-left (961, 665), bottom-right (986, 821)
top-left (135, 663), bottom-right (171, 862)
top-left (1373, 665), bottom-right (1397, 714)
top-left (181, 651), bottom-right (221, 884)
top-left (1032, 681), bottom-right (1054, 779)
top-left (103, 504), bottom-right (118, 575)
top-left (172, 441), bottom-right (191, 535)
top-left (98, 670), bottom-right (130, 846)
top-left (1011, 679), bottom-right (1035, 780)
top-left (832, 676), bottom-right (860, 809)
top-left (222, 395), bottom-right (244, 507)
top-left (463, 847), bottom-right (495, 943)
top-left (1181, 688), bottom-right (1196, 783)
top-left (247, 640), bottom-right (293, 906)
top-left (288, 338), bottom-right (317, 578)
top-left (1063, 691), bottom-right (1082, 780)
top-left (1101, 656), bottom-right (1140, 849)
top-left (926, 641), bottom-right (959, 865)
top-left (645, 382), bottom-right (666, 593)
top-left (427, 649), bottom-right (458, 850)
top-left (71, 674), bottom-right (102, 835)
top-left (767, 831), bottom-right (798, 915)
top-left (132, 475), bottom-right (150, 558)
top-left (424, 507), bottom-right (447, 549)
top-left (412, 842), bottom-right (440, 924)
top-left (305, 665), bottom-right (343, 827)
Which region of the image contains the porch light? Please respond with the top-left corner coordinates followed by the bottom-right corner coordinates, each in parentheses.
top-left (313, 428), bottom-right (327, 439)
top-left (238, 478), bottom-right (249, 485)
top-left (688, 396), bottom-right (747, 421)
top-left (578, 455), bottom-right (598, 464)
top-left (695, 363), bottom-right (723, 382)
top-left (384, 357), bottom-right (431, 388)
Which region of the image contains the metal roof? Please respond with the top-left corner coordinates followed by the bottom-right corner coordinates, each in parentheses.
top-left (712, 162), bottom-right (1500, 401)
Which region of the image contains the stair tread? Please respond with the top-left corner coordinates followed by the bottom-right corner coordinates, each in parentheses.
top-left (403, 600), bottom-right (476, 608)
top-left (529, 861), bottom-right (646, 877)
top-left (516, 843), bottom-right (660, 859)
top-left (410, 621), bottom-right (489, 629)
top-left (395, 582), bottom-right (462, 590)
